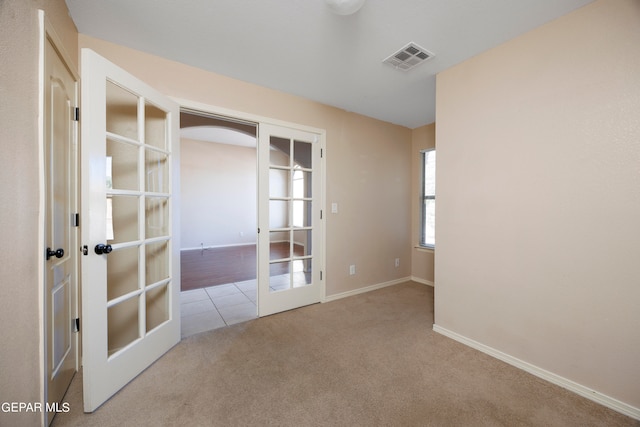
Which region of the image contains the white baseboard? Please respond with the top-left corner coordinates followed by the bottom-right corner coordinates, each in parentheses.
top-left (410, 276), bottom-right (434, 287)
top-left (323, 276), bottom-right (412, 303)
top-left (432, 324), bottom-right (640, 421)
top-left (181, 242), bottom-right (255, 252)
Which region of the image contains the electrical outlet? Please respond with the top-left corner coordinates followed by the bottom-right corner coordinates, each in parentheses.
top-left (349, 264), bottom-right (356, 275)
top-left (395, 258), bottom-right (400, 267)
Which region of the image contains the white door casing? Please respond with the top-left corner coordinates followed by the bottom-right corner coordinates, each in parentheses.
top-left (80, 49), bottom-right (180, 412)
top-left (257, 123), bottom-right (325, 316)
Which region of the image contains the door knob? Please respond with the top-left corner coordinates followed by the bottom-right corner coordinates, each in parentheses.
top-left (46, 247), bottom-right (64, 260)
top-left (94, 244), bottom-right (113, 255)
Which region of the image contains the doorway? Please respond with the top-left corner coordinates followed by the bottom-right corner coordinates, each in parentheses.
top-left (179, 110), bottom-right (259, 337)
top-left (178, 108), bottom-right (327, 336)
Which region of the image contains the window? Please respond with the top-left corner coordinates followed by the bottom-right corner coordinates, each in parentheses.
top-left (420, 149), bottom-right (435, 248)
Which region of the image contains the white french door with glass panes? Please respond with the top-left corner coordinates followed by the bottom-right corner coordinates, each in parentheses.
top-left (80, 49), bottom-right (180, 412)
top-left (258, 123), bottom-right (325, 316)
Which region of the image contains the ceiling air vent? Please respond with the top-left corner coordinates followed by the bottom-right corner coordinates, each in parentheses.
top-left (383, 42), bottom-right (434, 71)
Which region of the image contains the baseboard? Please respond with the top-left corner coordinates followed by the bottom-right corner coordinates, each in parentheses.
top-left (410, 276), bottom-right (434, 287)
top-left (181, 242), bottom-right (255, 252)
top-left (323, 276), bottom-right (412, 303)
top-left (432, 324), bottom-right (640, 421)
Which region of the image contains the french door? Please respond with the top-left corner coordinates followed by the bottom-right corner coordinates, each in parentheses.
top-left (80, 49), bottom-right (180, 412)
top-left (257, 123), bottom-right (325, 316)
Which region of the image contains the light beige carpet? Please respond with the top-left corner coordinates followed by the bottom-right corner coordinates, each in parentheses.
top-left (53, 282), bottom-right (638, 426)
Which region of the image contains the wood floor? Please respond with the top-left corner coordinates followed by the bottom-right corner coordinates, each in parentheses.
top-left (180, 242), bottom-right (303, 291)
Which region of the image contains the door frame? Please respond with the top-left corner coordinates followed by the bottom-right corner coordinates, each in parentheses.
top-left (38, 10), bottom-right (80, 426)
top-left (174, 98), bottom-right (327, 314)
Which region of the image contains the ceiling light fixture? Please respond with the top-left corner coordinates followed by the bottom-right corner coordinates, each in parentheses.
top-left (325, 0), bottom-right (366, 15)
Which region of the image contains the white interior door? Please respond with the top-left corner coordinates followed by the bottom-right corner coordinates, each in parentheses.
top-left (81, 49), bottom-right (180, 412)
top-left (257, 123), bottom-right (324, 316)
top-left (43, 27), bottom-right (78, 426)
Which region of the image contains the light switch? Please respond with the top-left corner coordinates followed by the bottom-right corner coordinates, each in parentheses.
top-left (331, 202), bottom-right (338, 214)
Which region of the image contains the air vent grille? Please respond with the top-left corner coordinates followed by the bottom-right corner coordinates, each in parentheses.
top-left (383, 42), bottom-right (434, 71)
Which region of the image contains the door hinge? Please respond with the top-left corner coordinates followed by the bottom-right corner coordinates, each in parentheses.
top-left (73, 107), bottom-right (79, 122)
top-left (320, 271), bottom-right (323, 280)
top-left (321, 148), bottom-right (323, 158)
top-left (257, 228), bottom-right (261, 234)
top-left (72, 213), bottom-right (79, 227)
top-left (320, 210), bottom-right (323, 220)
top-left (73, 318), bottom-right (80, 333)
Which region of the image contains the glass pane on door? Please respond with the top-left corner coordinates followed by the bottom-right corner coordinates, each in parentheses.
top-left (106, 80), bottom-right (138, 140)
top-left (109, 195), bottom-right (139, 244)
top-left (269, 232), bottom-right (290, 260)
top-left (145, 197), bottom-right (168, 238)
top-left (269, 200), bottom-right (289, 229)
top-left (145, 241), bottom-right (169, 286)
top-left (144, 102), bottom-right (166, 150)
top-left (269, 169), bottom-right (289, 198)
top-left (268, 135), bottom-right (315, 292)
top-left (293, 139), bottom-right (312, 168)
top-left (292, 259), bottom-right (312, 287)
top-left (292, 229), bottom-right (311, 256)
top-left (107, 246), bottom-right (139, 301)
top-left (103, 81), bottom-right (172, 357)
top-left (107, 297), bottom-right (140, 356)
top-left (269, 261), bottom-right (292, 291)
top-left (269, 136), bottom-right (290, 165)
top-left (107, 138), bottom-right (139, 191)
top-left (145, 150), bottom-right (168, 193)
top-left (146, 284), bottom-right (169, 333)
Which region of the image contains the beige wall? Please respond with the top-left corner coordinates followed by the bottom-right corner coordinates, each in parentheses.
top-left (435, 0), bottom-right (640, 412)
top-left (180, 139), bottom-right (257, 249)
top-left (78, 35), bottom-right (413, 297)
top-left (0, 1), bottom-right (78, 426)
top-left (411, 124), bottom-right (435, 285)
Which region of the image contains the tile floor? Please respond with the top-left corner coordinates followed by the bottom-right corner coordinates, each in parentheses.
top-left (180, 272), bottom-right (312, 338)
top-left (180, 279), bottom-right (257, 338)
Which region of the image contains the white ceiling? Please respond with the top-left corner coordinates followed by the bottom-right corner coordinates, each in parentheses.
top-left (65, 0), bottom-right (593, 129)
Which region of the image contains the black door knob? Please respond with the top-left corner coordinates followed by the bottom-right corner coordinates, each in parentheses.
top-left (46, 247), bottom-right (65, 260)
top-left (94, 244), bottom-right (113, 255)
